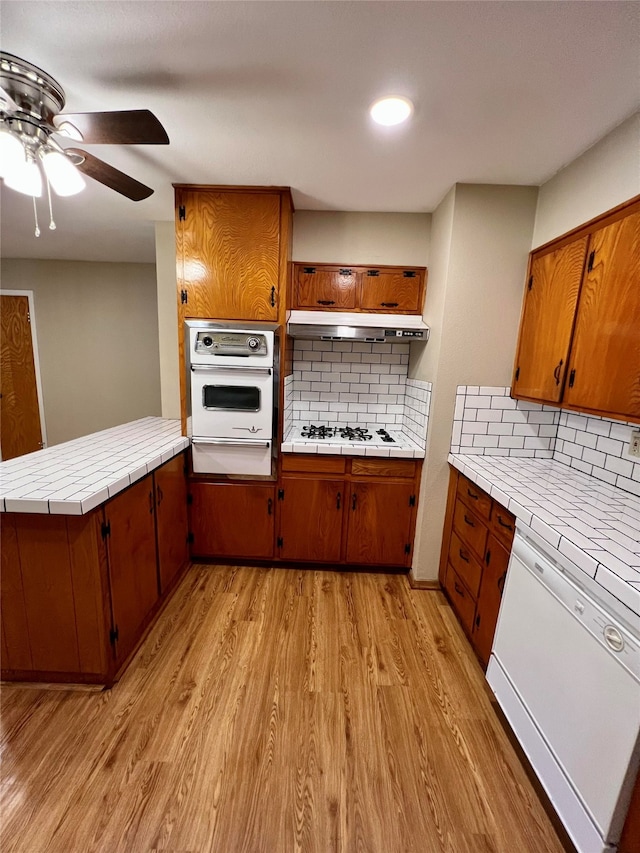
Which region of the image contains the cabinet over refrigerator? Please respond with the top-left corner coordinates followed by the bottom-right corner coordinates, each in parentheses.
top-left (185, 320), bottom-right (279, 476)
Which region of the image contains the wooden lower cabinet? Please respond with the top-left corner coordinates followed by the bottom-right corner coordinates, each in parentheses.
top-left (0, 454), bottom-right (190, 685)
top-left (346, 481), bottom-right (414, 566)
top-left (439, 468), bottom-right (515, 666)
top-left (189, 482), bottom-right (275, 559)
top-left (277, 477), bottom-right (343, 562)
top-left (155, 454), bottom-right (189, 593)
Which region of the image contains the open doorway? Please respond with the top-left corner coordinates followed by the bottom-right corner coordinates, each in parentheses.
top-left (1, 290), bottom-right (47, 460)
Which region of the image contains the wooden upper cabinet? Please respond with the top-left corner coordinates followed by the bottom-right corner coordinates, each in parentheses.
top-left (291, 262), bottom-right (426, 314)
top-left (294, 265), bottom-right (357, 310)
top-left (359, 268), bottom-right (422, 312)
top-left (176, 187), bottom-right (288, 321)
top-left (512, 238), bottom-right (587, 403)
top-left (564, 211), bottom-right (640, 420)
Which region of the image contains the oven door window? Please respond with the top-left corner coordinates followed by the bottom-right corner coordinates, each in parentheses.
top-left (202, 384), bottom-right (261, 412)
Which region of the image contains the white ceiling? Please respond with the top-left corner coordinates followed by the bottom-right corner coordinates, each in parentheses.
top-left (1, 1), bottom-right (639, 263)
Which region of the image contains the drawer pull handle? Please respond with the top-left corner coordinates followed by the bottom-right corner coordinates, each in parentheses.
top-left (459, 549), bottom-right (469, 563)
top-left (497, 516), bottom-right (513, 530)
top-left (317, 300), bottom-right (335, 306)
top-left (267, 498), bottom-right (273, 515)
top-left (454, 582), bottom-right (465, 597)
top-left (463, 514), bottom-right (475, 527)
top-left (466, 489), bottom-right (478, 500)
top-left (380, 302), bottom-right (399, 308)
top-left (336, 492), bottom-right (341, 510)
top-left (497, 572), bottom-right (507, 594)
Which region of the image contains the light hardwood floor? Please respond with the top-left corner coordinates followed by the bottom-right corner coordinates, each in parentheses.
top-left (1, 565), bottom-right (565, 853)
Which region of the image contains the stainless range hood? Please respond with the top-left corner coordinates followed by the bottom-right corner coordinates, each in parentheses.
top-left (287, 311), bottom-right (429, 342)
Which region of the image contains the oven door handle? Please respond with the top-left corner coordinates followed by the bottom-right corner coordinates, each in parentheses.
top-left (191, 364), bottom-right (272, 374)
top-left (191, 437), bottom-right (271, 448)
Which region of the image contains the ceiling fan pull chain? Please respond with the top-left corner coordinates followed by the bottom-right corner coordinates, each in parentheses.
top-left (32, 196), bottom-right (40, 237)
top-left (45, 176), bottom-right (56, 231)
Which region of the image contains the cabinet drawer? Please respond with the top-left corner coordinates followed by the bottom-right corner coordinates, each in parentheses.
top-left (281, 454), bottom-right (346, 475)
top-left (448, 530), bottom-right (482, 599)
top-left (489, 503), bottom-right (516, 549)
top-left (457, 474), bottom-right (492, 520)
top-left (453, 500), bottom-right (488, 560)
top-left (444, 564), bottom-right (476, 637)
top-left (350, 458), bottom-right (417, 479)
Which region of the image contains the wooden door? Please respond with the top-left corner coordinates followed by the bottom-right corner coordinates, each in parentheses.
top-left (106, 475), bottom-right (159, 666)
top-left (472, 535), bottom-right (510, 667)
top-left (564, 211), bottom-right (640, 420)
top-left (512, 238), bottom-right (588, 404)
top-left (293, 265), bottom-right (357, 310)
top-left (359, 267), bottom-right (423, 312)
top-left (346, 481), bottom-right (414, 566)
top-left (0, 294), bottom-right (43, 459)
top-left (177, 189), bottom-right (281, 321)
top-left (189, 482), bottom-right (275, 558)
top-left (277, 477), bottom-right (343, 561)
top-left (155, 454), bottom-right (189, 594)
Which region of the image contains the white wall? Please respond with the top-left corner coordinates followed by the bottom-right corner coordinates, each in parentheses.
top-left (1, 259), bottom-right (161, 446)
top-left (293, 211), bottom-right (431, 266)
top-left (155, 221), bottom-right (181, 419)
top-left (532, 111), bottom-right (640, 248)
top-left (411, 185), bottom-right (539, 581)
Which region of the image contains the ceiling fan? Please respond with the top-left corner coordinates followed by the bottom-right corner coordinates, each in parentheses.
top-left (0, 51), bottom-right (169, 206)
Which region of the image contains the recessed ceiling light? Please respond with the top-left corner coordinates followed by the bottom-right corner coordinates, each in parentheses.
top-left (369, 96), bottom-right (413, 126)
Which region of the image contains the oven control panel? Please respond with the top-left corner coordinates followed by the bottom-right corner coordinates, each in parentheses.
top-left (194, 331), bottom-right (268, 357)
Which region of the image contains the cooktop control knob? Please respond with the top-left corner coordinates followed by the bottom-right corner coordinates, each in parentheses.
top-left (247, 336), bottom-right (261, 350)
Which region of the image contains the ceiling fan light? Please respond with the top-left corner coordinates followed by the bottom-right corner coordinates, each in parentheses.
top-left (41, 149), bottom-right (85, 196)
top-left (0, 127), bottom-right (26, 178)
top-left (4, 155), bottom-right (42, 197)
top-left (369, 96), bottom-right (413, 126)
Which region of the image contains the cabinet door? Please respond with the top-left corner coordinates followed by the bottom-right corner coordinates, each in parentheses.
top-left (278, 477), bottom-right (343, 562)
top-left (359, 268), bottom-right (423, 313)
top-left (155, 455), bottom-right (189, 594)
top-left (294, 265), bottom-right (357, 310)
top-left (512, 237), bottom-right (588, 403)
top-left (346, 481), bottom-right (413, 566)
top-left (106, 476), bottom-right (159, 667)
top-left (564, 211), bottom-right (640, 420)
top-left (472, 535), bottom-right (510, 668)
top-left (177, 190), bottom-right (281, 321)
top-left (189, 482), bottom-right (275, 558)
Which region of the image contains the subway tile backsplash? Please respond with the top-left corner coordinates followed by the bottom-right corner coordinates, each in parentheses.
top-left (285, 340), bottom-right (431, 449)
top-left (451, 386), bottom-right (640, 497)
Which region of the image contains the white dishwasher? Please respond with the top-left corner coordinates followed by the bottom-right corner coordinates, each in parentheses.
top-left (487, 525), bottom-right (640, 853)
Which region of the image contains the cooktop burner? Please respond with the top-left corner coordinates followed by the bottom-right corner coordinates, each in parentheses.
top-left (299, 424), bottom-right (396, 443)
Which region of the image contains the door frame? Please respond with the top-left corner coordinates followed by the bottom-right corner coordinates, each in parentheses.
top-left (1, 289), bottom-right (48, 452)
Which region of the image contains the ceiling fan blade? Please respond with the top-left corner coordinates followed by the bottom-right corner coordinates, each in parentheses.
top-left (67, 148), bottom-right (153, 201)
top-left (54, 109), bottom-right (169, 144)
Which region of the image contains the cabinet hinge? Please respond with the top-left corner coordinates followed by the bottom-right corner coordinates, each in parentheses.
top-left (101, 520), bottom-right (111, 539)
top-left (277, 488), bottom-right (284, 501)
top-left (587, 250), bottom-right (595, 272)
top-left (409, 494), bottom-right (416, 507)
top-left (303, 266), bottom-right (316, 274)
top-left (403, 270), bottom-right (417, 278)
top-left (109, 625), bottom-right (119, 645)
top-left (186, 493), bottom-right (193, 505)
top-left (568, 368), bottom-right (576, 388)
top-left (277, 536), bottom-right (283, 548)
top-left (527, 275), bottom-right (533, 291)
top-left (187, 532), bottom-right (194, 544)
top-left (515, 366), bottom-right (520, 382)
top-left (178, 205), bottom-right (186, 221)
top-left (339, 268), bottom-right (352, 276)
top-left (404, 543), bottom-right (411, 555)
top-left (180, 289), bottom-right (188, 305)
top-left (367, 269), bottom-right (380, 277)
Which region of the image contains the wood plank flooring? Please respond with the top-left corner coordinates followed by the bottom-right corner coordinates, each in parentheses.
top-left (0, 565), bottom-right (565, 853)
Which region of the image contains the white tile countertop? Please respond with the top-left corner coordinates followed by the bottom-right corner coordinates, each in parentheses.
top-left (0, 417), bottom-right (189, 515)
top-left (282, 424), bottom-right (425, 458)
top-left (449, 453), bottom-right (640, 618)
